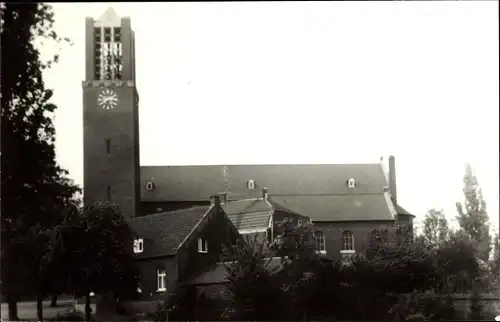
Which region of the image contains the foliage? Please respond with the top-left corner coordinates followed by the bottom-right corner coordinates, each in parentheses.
top-left (363, 226), bottom-right (439, 293)
top-left (220, 218), bottom-right (320, 320)
top-left (53, 202), bottom-right (141, 320)
top-left (469, 286), bottom-right (484, 320)
top-left (61, 202), bottom-right (141, 298)
top-left (422, 208), bottom-right (450, 247)
top-left (389, 291), bottom-right (456, 321)
top-left (221, 235), bottom-right (286, 320)
top-left (330, 226), bottom-right (437, 320)
top-left (51, 309), bottom-right (86, 321)
top-left (435, 230), bottom-right (480, 293)
top-left (456, 163), bottom-right (491, 262)
top-left (490, 231), bottom-right (500, 287)
top-left (1, 3), bottom-right (78, 320)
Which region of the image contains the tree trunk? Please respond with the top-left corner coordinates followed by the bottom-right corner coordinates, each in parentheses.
top-left (50, 294), bottom-right (58, 307)
top-left (7, 293), bottom-right (19, 321)
top-left (36, 294), bottom-right (44, 322)
top-left (85, 293), bottom-right (91, 321)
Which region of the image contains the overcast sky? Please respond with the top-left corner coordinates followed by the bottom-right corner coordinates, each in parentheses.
top-left (42, 2), bottom-right (499, 229)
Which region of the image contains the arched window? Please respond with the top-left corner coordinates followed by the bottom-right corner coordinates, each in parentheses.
top-left (314, 231), bottom-right (326, 253)
top-left (342, 231), bottom-right (355, 251)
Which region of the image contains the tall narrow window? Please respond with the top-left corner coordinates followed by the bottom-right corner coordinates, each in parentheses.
top-left (106, 139), bottom-right (111, 154)
top-left (133, 238), bottom-right (143, 253)
top-left (107, 185), bottom-right (111, 200)
top-left (157, 268), bottom-right (167, 292)
top-left (314, 231), bottom-right (326, 253)
top-left (198, 237), bottom-right (208, 253)
top-left (341, 231), bottom-right (355, 252)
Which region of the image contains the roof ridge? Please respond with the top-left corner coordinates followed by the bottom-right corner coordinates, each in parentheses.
top-left (133, 205), bottom-right (210, 220)
top-left (141, 163), bottom-right (382, 168)
top-left (175, 205), bottom-right (214, 252)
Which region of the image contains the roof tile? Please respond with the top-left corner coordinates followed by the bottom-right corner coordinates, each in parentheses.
top-left (140, 163), bottom-right (388, 201)
top-left (270, 194), bottom-right (395, 222)
top-left (129, 205), bottom-right (211, 258)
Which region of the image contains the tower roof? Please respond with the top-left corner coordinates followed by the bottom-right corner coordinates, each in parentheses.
top-left (95, 7), bottom-right (121, 27)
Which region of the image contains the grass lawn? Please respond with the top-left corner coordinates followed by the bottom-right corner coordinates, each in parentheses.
top-left (1, 299), bottom-right (74, 321)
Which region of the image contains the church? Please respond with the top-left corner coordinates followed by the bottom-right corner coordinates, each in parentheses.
top-left (82, 8), bottom-right (414, 302)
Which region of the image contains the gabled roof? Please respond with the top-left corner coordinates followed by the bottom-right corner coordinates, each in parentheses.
top-left (222, 199), bottom-right (272, 233)
top-left (140, 163), bottom-right (388, 202)
top-left (129, 205), bottom-right (212, 258)
top-left (395, 204), bottom-right (414, 217)
top-left (221, 198), bottom-right (311, 232)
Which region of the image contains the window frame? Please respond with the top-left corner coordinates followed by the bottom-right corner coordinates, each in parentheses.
top-left (157, 268), bottom-right (167, 292)
top-left (145, 181), bottom-right (155, 191)
top-left (314, 231), bottom-right (326, 254)
top-left (341, 230), bottom-right (355, 253)
top-left (133, 238), bottom-right (144, 253)
top-left (198, 237), bottom-right (208, 253)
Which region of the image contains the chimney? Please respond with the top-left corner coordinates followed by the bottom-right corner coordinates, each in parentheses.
top-left (262, 187), bottom-right (269, 200)
top-left (210, 194), bottom-right (221, 207)
top-left (219, 192), bottom-right (228, 204)
top-left (388, 155), bottom-right (397, 205)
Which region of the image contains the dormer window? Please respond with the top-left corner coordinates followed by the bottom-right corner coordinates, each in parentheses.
top-left (247, 179), bottom-right (255, 190)
top-left (145, 181), bottom-right (155, 191)
top-left (347, 178), bottom-right (356, 188)
top-left (198, 237), bottom-right (208, 253)
top-left (133, 238), bottom-right (144, 253)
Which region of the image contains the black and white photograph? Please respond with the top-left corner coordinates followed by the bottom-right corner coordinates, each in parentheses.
top-left (1, 1), bottom-right (499, 321)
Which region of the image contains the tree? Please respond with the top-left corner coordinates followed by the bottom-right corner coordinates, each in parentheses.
top-left (456, 164), bottom-right (491, 262)
top-left (435, 230), bottom-right (480, 293)
top-left (59, 202), bottom-right (141, 321)
top-left (488, 229), bottom-right (500, 288)
top-left (422, 209), bottom-right (450, 247)
top-left (221, 235), bottom-right (286, 321)
top-left (1, 3), bottom-right (77, 321)
top-left (221, 218), bottom-right (320, 321)
top-left (342, 226), bottom-right (439, 320)
top-left (270, 218), bottom-right (321, 320)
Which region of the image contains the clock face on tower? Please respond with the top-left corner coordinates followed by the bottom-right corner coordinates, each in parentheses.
top-left (97, 89), bottom-right (119, 110)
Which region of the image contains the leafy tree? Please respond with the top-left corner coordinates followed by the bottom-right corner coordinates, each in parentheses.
top-left (422, 209), bottom-right (450, 247)
top-left (221, 218), bottom-right (320, 321)
top-left (270, 218), bottom-right (321, 320)
top-left (1, 3), bottom-right (78, 321)
top-left (435, 229), bottom-right (480, 293)
top-left (58, 202), bottom-right (141, 321)
top-left (221, 235), bottom-right (286, 320)
top-left (456, 164), bottom-right (491, 262)
top-left (342, 227), bottom-right (439, 320)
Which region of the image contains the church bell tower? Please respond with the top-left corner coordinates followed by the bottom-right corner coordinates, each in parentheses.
top-left (82, 8), bottom-right (140, 219)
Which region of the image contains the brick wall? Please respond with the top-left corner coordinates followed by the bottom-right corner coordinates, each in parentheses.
top-left (313, 220), bottom-right (394, 260)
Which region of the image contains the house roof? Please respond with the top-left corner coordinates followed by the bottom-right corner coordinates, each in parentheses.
top-left (221, 199), bottom-right (273, 232)
top-left (189, 257), bottom-right (285, 285)
top-left (221, 198), bottom-right (311, 232)
top-left (139, 163), bottom-right (412, 222)
top-left (270, 193), bottom-right (396, 222)
top-left (129, 205), bottom-right (212, 258)
top-left (395, 204), bottom-right (414, 216)
top-left (140, 163), bottom-right (388, 202)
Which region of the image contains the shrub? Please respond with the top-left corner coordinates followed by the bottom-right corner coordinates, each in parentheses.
top-left (51, 309), bottom-right (86, 321)
top-left (405, 312), bottom-right (427, 321)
